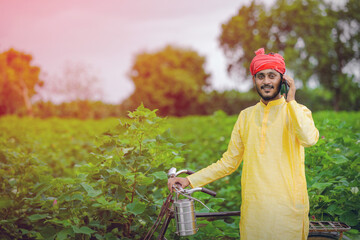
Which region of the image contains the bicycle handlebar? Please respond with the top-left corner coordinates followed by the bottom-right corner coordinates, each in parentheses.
top-left (201, 187), bottom-right (217, 197)
top-left (168, 168), bottom-right (195, 178)
top-left (169, 168), bottom-right (217, 197)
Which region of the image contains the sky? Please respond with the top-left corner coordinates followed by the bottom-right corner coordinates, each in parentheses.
top-left (0, 0), bottom-right (260, 104)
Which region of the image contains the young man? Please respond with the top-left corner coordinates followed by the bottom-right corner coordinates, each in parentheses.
top-left (168, 48), bottom-right (319, 239)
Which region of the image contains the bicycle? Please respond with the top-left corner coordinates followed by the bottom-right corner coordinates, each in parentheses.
top-left (145, 168), bottom-right (351, 240)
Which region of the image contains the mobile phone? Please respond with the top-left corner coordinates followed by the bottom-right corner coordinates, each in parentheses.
top-left (280, 74), bottom-right (289, 99)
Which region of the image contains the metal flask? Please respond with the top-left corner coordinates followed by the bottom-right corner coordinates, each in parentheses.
top-left (174, 198), bottom-right (198, 236)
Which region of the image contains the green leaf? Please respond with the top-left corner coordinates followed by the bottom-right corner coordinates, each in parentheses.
top-left (0, 198), bottom-right (13, 209)
top-left (115, 187), bottom-right (126, 201)
top-left (104, 232), bottom-right (117, 240)
top-left (96, 196), bottom-right (110, 205)
top-left (71, 193), bottom-right (84, 201)
top-left (113, 167), bottom-right (130, 176)
top-left (138, 175), bottom-right (154, 185)
top-left (56, 228), bottom-right (73, 240)
top-left (151, 171), bottom-right (167, 180)
top-left (80, 183), bottom-right (102, 197)
top-left (213, 220), bottom-right (228, 229)
top-left (326, 204), bottom-right (337, 216)
top-left (20, 228), bottom-right (30, 234)
top-left (95, 233), bottom-right (104, 240)
top-left (49, 219), bottom-right (72, 227)
top-left (33, 182), bottom-right (53, 199)
top-left (28, 214), bottom-right (48, 221)
top-left (340, 211), bottom-right (359, 226)
top-left (72, 226), bottom-right (96, 235)
top-left (126, 200), bottom-right (146, 215)
top-left (225, 232), bottom-right (240, 238)
top-left (311, 182), bottom-right (332, 193)
top-left (143, 138), bottom-right (156, 144)
top-left (40, 225), bottom-right (57, 239)
top-left (330, 154), bottom-right (349, 164)
top-left (175, 143), bottom-right (186, 148)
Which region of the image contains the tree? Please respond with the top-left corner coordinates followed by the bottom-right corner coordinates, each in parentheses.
top-left (38, 62), bottom-right (103, 103)
top-left (125, 45), bottom-right (211, 116)
top-left (202, 90), bottom-right (258, 115)
top-left (0, 48), bottom-right (42, 116)
top-left (219, 0), bottom-right (360, 111)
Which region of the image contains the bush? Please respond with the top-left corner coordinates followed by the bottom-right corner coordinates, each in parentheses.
top-left (0, 105), bottom-right (184, 239)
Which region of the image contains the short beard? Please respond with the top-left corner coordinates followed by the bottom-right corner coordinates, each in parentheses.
top-left (255, 82), bottom-right (281, 101)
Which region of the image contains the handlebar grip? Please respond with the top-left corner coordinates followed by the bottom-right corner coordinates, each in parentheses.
top-left (186, 170), bottom-right (195, 175)
top-left (201, 188), bottom-right (217, 197)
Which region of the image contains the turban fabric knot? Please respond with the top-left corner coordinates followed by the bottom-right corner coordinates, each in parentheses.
top-left (250, 48), bottom-right (286, 76)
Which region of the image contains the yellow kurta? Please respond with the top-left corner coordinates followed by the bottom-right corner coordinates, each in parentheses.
top-left (187, 97), bottom-right (319, 240)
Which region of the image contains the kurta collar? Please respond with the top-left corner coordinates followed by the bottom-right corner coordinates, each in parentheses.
top-left (259, 96), bottom-right (286, 108)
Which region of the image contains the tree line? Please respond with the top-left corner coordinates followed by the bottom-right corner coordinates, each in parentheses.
top-left (1, 0), bottom-right (359, 118)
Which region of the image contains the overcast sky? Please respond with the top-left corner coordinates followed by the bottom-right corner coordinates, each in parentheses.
top-left (0, 0), bottom-right (260, 103)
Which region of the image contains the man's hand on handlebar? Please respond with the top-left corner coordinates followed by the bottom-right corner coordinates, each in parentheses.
top-left (167, 177), bottom-right (190, 192)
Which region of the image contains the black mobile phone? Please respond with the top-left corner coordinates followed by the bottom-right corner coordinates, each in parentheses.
top-left (280, 74), bottom-right (289, 99)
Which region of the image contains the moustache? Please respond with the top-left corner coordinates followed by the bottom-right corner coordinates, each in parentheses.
top-left (261, 85), bottom-right (274, 89)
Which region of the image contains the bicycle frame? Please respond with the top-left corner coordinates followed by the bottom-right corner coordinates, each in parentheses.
top-left (157, 194), bottom-right (240, 239)
top-left (144, 168), bottom-right (351, 240)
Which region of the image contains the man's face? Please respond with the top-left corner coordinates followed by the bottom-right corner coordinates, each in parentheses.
top-left (253, 69), bottom-right (282, 101)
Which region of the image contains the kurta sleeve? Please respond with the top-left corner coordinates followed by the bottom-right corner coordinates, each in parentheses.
top-left (186, 113), bottom-right (245, 188)
top-left (288, 100), bottom-right (319, 147)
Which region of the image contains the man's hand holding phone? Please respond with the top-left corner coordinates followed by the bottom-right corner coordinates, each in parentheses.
top-left (282, 74), bottom-right (296, 102)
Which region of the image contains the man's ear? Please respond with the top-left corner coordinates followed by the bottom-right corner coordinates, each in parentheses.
top-left (252, 76), bottom-right (256, 85)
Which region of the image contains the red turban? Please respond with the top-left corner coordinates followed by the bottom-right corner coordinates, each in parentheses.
top-left (249, 48), bottom-right (286, 75)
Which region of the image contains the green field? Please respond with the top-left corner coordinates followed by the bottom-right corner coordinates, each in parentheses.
top-left (1, 109), bottom-right (359, 239)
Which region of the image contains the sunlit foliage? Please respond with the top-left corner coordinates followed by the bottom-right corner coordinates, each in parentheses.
top-left (125, 45), bottom-right (210, 116)
top-left (219, 0), bottom-right (360, 111)
top-left (0, 109), bottom-right (359, 239)
top-left (0, 48), bottom-right (42, 116)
